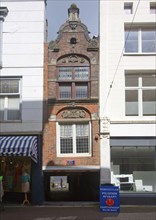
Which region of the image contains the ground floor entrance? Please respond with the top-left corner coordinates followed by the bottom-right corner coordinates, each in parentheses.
top-left (44, 170), bottom-right (100, 201)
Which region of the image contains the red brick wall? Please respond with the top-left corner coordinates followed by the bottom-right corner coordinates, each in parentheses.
top-left (43, 20), bottom-right (99, 168)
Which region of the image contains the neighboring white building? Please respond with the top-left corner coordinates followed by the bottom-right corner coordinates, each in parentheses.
top-left (0, 0), bottom-right (47, 205)
top-left (100, 0), bottom-right (156, 203)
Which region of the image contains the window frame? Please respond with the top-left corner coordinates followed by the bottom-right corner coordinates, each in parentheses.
top-left (125, 73), bottom-right (156, 116)
top-left (0, 7), bottom-right (9, 68)
top-left (0, 20), bottom-right (2, 68)
top-left (56, 121), bottom-right (92, 157)
top-left (124, 27), bottom-right (156, 54)
top-left (0, 77), bottom-right (22, 121)
top-left (57, 66), bottom-right (90, 100)
top-left (150, 2), bottom-right (156, 14)
top-left (124, 2), bottom-right (133, 14)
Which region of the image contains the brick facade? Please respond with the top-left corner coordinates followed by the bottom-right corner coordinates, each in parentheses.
top-left (43, 4), bottom-right (99, 169)
top-left (43, 4), bottom-right (100, 201)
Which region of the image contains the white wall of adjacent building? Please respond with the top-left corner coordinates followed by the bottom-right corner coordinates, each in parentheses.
top-left (0, 0), bottom-right (46, 133)
top-left (99, 0), bottom-right (156, 191)
top-left (100, 0), bottom-right (156, 137)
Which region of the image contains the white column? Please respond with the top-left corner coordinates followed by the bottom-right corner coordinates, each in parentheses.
top-left (100, 117), bottom-right (111, 184)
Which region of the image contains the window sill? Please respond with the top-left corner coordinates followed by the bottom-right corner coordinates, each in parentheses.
top-left (0, 120), bottom-right (22, 123)
top-left (123, 52), bottom-right (156, 56)
top-left (57, 153), bottom-right (91, 158)
top-left (48, 98), bottom-right (98, 104)
top-left (111, 119), bottom-right (156, 124)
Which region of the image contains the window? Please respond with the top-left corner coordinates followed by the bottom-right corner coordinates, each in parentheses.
top-left (0, 7), bottom-right (9, 68)
top-left (0, 156), bottom-right (31, 193)
top-left (125, 27), bottom-right (156, 53)
top-left (57, 66), bottom-right (89, 99)
top-left (0, 78), bottom-right (21, 121)
top-left (111, 146), bottom-right (156, 192)
top-left (125, 73), bottom-right (156, 116)
top-left (124, 2), bottom-right (133, 14)
top-left (0, 21), bottom-right (2, 67)
top-left (70, 37), bottom-right (77, 44)
top-left (150, 2), bottom-right (156, 14)
top-left (57, 122), bottom-right (91, 156)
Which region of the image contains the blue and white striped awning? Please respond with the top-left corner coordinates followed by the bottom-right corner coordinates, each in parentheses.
top-left (0, 136), bottom-right (38, 163)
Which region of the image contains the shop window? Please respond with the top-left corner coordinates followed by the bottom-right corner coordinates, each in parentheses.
top-left (111, 146), bottom-right (156, 192)
top-left (57, 122), bottom-right (91, 157)
top-left (0, 78), bottom-right (21, 121)
top-left (57, 66), bottom-right (89, 99)
top-left (0, 157), bottom-right (31, 193)
top-left (125, 27), bottom-right (156, 53)
top-left (125, 73), bottom-right (156, 116)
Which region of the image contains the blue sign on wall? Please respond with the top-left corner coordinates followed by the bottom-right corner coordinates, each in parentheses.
top-left (100, 185), bottom-right (120, 213)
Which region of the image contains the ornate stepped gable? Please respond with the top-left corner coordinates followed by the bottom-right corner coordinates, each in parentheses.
top-left (49, 3), bottom-right (98, 51)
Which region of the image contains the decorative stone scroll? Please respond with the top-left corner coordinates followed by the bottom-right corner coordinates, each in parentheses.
top-left (59, 55), bottom-right (86, 64)
top-left (61, 109), bottom-right (86, 118)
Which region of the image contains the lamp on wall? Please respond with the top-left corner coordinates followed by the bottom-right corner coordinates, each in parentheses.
top-left (95, 133), bottom-right (99, 141)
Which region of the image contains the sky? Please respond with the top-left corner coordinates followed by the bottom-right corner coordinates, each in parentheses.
top-left (47, 0), bottom-right (99, 42)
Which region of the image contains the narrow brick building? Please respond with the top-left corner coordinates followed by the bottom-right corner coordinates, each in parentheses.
top-left (43, 4), bottom-right (99, 201)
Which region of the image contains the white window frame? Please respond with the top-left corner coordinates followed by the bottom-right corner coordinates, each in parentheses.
top-left (0, 7), bottom-right (9, 68)
top-left (125, 73), bottom-right (156, 116)
top-left (124, 2), bottom-right (133, 14)
top-left (0, 20), bottom-right (2, 68)
top-left (125, 26), bottom-right (156, 54)
top-left (56, 121), bottom-right (92, 157)
top-left (150, 2), bottom-right (156, 14)
top-left (0, 77), bottom-right (22, 121)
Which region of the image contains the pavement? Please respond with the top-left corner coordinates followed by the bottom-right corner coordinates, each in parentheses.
top-left (0, 202), bottom-right (156, 220)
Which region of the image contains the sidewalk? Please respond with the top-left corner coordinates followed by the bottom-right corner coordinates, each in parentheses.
top-left (0, 204), bottom-right (156, 220)
top-left (2, 200), bottom-right (156, 208)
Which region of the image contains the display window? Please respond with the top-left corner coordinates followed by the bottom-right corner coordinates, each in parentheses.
top-left (0, 156), bottom-right (31, 193)
top-left (111, 146), bottom-right (156, 193)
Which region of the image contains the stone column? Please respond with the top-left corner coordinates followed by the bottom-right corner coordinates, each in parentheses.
top-left (100, 117), bottom-right (111, 184)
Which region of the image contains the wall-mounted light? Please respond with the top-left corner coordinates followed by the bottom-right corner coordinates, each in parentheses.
top-left (95, 133), bottom-right (99, 141)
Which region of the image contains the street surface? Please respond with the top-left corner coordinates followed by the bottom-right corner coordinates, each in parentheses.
top-left (0, 205), bottom-right (156, 220)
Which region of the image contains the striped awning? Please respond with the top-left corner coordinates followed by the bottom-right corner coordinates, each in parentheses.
top-left (0, 136), bottom-right (38, 163)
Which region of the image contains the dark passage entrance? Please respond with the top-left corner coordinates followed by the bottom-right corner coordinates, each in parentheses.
top-left (44, 171), bottom-right (100, 201)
